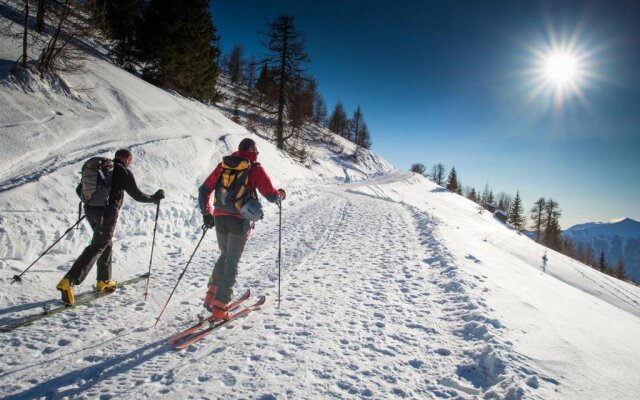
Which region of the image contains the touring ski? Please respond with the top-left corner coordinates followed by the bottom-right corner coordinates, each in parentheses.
top-left (0, 273), bottom-right (150, 332)
top-left (166, 289), bottom-right (251, 345)
top-left (172, 296), bottom-right (266, 351)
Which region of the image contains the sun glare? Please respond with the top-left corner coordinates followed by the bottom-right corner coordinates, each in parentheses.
top-left (524, 32), bottom-right (599, 111)
top-left (544, 52), bottom-right (579, 85)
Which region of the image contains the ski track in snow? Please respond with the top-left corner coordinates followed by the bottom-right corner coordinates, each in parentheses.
top-left (0, 135), bottom-right (192, 194)
top-left (0, 186), bottom-right (550, 399)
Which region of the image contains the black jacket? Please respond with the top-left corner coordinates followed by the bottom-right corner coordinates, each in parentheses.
top-left (77, 159), bottom-right (153, 215)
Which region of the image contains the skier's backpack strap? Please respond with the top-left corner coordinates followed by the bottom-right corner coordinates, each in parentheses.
top-left (80, 157), bottom-right (113, 206)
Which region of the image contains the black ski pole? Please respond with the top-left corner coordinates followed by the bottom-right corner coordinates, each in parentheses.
top-left (154, 225), bottom-right (209, 326)
top-left (77, 201), bottom-right (82, 229)
top-left (11, 215), bottom-right (86, 284)
top-left (144, 200), bottom-right (161, 300)
top-left (277, 200), bottom-right (282, 307)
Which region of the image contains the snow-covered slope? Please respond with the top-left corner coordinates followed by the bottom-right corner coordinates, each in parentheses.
top-left (1, 12), bottom-right (640, 400)
top-left (564, 218), bottom-right (640, 282)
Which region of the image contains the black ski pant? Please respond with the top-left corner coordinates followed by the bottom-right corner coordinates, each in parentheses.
top-left (211, 216), bottom-right (250, 303)
top-left (66, 206), bottom-right (118, 285)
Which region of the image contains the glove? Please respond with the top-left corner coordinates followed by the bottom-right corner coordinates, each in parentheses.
top-left (152, 189), bottom-right (165, 204)
top-left (203, 214), bottom-right (215, 228)
top-left (277, 188), bottom-right (286, 201)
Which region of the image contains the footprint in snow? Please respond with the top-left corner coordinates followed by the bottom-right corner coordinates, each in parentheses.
top-left (221, 373), bottom-right (237, 387)
top-left (435, 348), bottom-right (452, 356)
top-left (465, 254), bottom-right (481, 263)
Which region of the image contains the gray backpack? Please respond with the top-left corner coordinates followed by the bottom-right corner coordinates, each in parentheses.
top-left (80, 157), bottom-right (113, 206)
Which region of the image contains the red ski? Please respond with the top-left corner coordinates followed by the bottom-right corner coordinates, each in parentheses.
top-left (172, 296), bottom-right (266, 351)
top-left (166, 290), bottom-right (251, 345)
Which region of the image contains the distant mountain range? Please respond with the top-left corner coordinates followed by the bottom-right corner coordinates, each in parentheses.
top-left (563, 218), bottom-right (640, 283)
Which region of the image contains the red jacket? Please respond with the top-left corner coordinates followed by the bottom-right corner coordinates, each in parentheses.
top-left (198, 151), bottom-right (280, 218)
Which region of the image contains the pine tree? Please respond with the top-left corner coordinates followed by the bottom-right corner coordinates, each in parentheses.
top-left (598, 250), bottom-right (607, 272)
top-left (138, 0), bottom-right (220, 102)
top-left (543, 199), bottom-right (563, 251)
top-left (261, 15), bottom-right (309, 149)
top-left (614, 258), bottom-right (626, 280)
top-left (508, 191), bottom-right (525, 230)
top-left (358, 123), bottom-right (372, 149)
top-left (96, 0), bottom-right (142, 66)
top-left (349, 106), bottom-right (365, 144)
top-left (255, 63), bottom-right (277, 103)
top-left (328, 101), bottom-right (349, 138)
top-left (530, 197), bottom-right (546, 242)
top-left (466, 187), bottom-right (478, 203)
top-left (446, 167), bottom-right (460, 193)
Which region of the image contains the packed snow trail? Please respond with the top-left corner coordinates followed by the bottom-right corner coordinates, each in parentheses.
top-left (0, 183), bottom-right (550, 399)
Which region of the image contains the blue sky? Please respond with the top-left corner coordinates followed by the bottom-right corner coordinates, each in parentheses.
top-left (210, 0), bottom-right (640, 228)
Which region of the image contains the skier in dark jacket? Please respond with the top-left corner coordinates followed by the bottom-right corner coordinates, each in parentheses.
top-left (198, 138), bottom-right (285, 320)
top-left (56, 149), bottom-right (165, 305)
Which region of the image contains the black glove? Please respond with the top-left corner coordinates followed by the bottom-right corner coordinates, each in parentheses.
top-left (203, 214), bottom-right (215, 228)
top-left (277, 188), bottom-right (286, 201)
top-left (152, 189), bottom-right (165, 204)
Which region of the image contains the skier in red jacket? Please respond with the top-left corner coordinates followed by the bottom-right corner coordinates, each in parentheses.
top-left (198, 138), bottom-right (285, 320)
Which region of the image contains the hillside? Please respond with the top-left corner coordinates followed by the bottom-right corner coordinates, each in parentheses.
top-left (564, 218), bottom-right (640, 282)
top-left (1, 12), bottom-right (640, 400)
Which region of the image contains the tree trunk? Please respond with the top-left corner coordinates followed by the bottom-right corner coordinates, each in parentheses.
top-left (22, 0), bottom-right (29, 68)
top-left (40, 0), bottom-right (69, 70)
top-left (276, 21), bottom-right (289, 150)
top-left (36, 0), bottom-right (45, 33)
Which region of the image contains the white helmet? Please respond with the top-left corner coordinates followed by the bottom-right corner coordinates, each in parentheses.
top-left (240, 198), bottom-right (264, 221)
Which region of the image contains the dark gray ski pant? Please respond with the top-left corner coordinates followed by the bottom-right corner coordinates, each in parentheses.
top-left (211, 215), bottom-right (251, 303)
top-left (66, 206), bottom-right (117, 284)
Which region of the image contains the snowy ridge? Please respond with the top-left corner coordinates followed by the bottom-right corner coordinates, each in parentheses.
top-left (2, 12), bottom-right (640, 399)
top-left (563, 218), bottom-right (640, 282)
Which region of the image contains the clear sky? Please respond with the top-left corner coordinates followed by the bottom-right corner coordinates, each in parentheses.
top-left (210, 0), bottom-right (640, 228)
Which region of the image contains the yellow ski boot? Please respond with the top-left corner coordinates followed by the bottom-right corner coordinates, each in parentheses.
top-left (96, 280), bottom-right (117, 293)
top-left (56, 277), bottom-right (74, 306)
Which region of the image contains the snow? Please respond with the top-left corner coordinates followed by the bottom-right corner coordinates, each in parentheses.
top-left (1, 11), bottom-right (640, 399)
top-left (565, 218), bottom-right (640, 240)
top-left (564, 218), bottom-right (640, 282)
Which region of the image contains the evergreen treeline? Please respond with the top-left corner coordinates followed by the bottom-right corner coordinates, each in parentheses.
top-left (327, 103), bottom-right (372, 149)
top-left (95, 0), bottom-right (221, 103)
top-left (6, 4), bottom-right (371, 159)
top-left (411, 161), bottom-right (631, 282)
top-left (217, 16), bottom-right (372, 157)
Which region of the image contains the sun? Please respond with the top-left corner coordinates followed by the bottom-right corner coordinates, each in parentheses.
top-left (544, 52), bottom-right (579, 86)
top-left (524, 33), bottom-right (598, 110)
